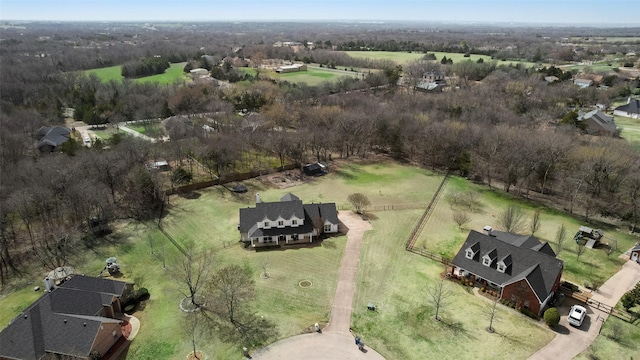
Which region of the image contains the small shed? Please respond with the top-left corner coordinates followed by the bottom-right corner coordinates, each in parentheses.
top-left (303, 163), bottom-right (324, 176)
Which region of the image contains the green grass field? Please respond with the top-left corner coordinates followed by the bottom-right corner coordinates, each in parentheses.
top-left (2, 161), bottom-right (637, 359)
top-left (126, 121), bottom-right (165, 137)
top-left (344, 50), bottom-right (540, 68)
top-left (614, 114), bottom-right (640, 151)
top-left (575, 315), bottom-right (640, 360)
top-left (85, 62), bottom-right (188, 84)
top-left (268, 67), bottom-right (359, 86)
top-left (415, 175), bottom-right (637, 287)
top-left (352, 210), bottom-right (555, 360)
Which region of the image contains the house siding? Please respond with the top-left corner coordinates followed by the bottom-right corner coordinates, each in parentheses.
top-left (502, 280), bottom-right (542, 315)
top-left (91, 322), bottom-right (122, 358)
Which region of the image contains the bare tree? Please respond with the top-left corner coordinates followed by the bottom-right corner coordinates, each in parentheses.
top-left (555, 224), bottom-right (566, 255)
top-left (427, 279), bottom-right (453, 321)
top-left (497, 205), bottom-right (526, 233)
top-left (452, 210), bottom-right (471, 230)
top-left (529, 210), bottom-right (541, 235)
top-left (348, 193), bottom-right (371, 214)
top-left (261, 257), bottom-right (269, 278)
top-left (210, 264), bottom-right (255, 326)
top-left (169, 244), bottom-right (213, 307)
top-left (576, 242), bottom-right (587, 262)
top-left (486, 298), bottom-right (500, 333)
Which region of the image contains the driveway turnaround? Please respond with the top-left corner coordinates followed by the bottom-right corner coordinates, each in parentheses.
top-left (528, 261), bottom-right (640, 360)
top-left (251, 212), bottom-right (385, 360)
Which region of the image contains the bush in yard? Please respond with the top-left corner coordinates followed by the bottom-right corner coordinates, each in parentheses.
top-left (544, 307), bottom-right (560, 327)
top-left (521, 307), bottom-right (537, 319)
top-left (135, 287), bottom-right (150, 301)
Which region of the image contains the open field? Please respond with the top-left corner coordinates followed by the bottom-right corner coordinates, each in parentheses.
top-left (352, 210), bottom-right (555, 360)
top-left (414, 175), bottom-right (638, 287)
top-left (344, 50), bottom-right (540, 67)
top-left (268, 67), bottom-right (359, 86)
top-left (614, 114), bottom-right (640, 151)
top-left (2, 160), bottom-right (637, 359)
top-left (125, 121), bottom-right (165, 137)
top-left (575, 315), bottom-right (640, 360)
top-left (85, 62), bottom-right (188, 84)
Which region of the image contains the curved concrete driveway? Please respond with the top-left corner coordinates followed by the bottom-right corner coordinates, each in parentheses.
top-left (251, 212), bottom-right (384, 360)
top-left (528, 261), bottom-right (640, 360)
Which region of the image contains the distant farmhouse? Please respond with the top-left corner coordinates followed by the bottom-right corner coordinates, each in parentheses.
top-left (273, 41), bottom-right (303, 47)
top-left (275, 63), bottom-right (307, 73)
top-left (577, 109), bottom-right (618, 136)
top-left (416, 70), bottom-right (447, 92)
top-left (0, 275), bottom-right (134, 360)
top-left (451, 227), bottom-right (564, 316)
top-left (614, 98), bottom-right (640, 119)
top-left (36, 126), bottom-right (71, 152)
top-left (238, 193), bottom-right (339, 248)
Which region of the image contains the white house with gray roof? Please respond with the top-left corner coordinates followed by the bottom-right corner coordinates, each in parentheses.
top-left (238, 193), bottom-right (339, 248)
top-left (614, 98), bottom-right (640, 119)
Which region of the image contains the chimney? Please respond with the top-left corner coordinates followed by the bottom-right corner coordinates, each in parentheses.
top-left (256, 193), bottom-right (261, 204)
top-left (43, 277), bottom-right (54, 292)
top-left (628, 97), bottom-right (632, 104)
top-left (483, 225), bottom-right (493, 236)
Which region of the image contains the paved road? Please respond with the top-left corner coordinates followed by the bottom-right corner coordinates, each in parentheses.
top-left (251, 212), bottom-right (384, 360)
top-left (528, 261), bottom-right (640, 360)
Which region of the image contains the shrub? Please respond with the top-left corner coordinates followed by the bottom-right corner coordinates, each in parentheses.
top-left (135, 287), bottom-right (150, 301)
top-left (544, 308), bottom-right (560, 327)
top-left (521, 307), bottom-right (537, 319)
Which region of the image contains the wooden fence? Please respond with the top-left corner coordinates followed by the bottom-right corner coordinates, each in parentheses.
top-left (405, 173), bottom-right (450, 250)
top-left (559, 286), bottom-right (636, 323)
top-left (166, 163), bottom-right (298, 195)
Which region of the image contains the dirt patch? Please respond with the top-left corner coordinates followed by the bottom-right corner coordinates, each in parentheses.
top-left (260, 170), bottom-right (306, 189)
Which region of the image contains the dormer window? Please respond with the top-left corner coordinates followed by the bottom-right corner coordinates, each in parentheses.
top-left (278, 220), bottom-right (284, 226)
top-left (482, 248), bottom-right (497, 267)
top-left (292, 219), bottom-right (297, 225)
top-left (264, 221), bottom-right (269, 228)
top-left (497, 263), bottom-right (506, 273)
top-left (466, 242), bottom-right (480, 260)
top-left (465, 249), bottom-right (474, 259)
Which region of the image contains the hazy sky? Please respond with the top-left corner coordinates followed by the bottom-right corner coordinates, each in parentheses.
top-left (1, 0), bottom-right (638, 25)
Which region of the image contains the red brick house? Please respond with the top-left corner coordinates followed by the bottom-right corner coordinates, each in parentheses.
top-left (0, 275), bottom-right (134, 360)
top-left (451, 227), bottom-right (564, 316)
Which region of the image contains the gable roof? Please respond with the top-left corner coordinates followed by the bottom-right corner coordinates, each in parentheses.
top-left (615, 100), bottom-right (640, 115)
top-left (0, 275), bottom-right (128, 360)
top-left (578, 109), bottom-right (617, 134)
top-left (238, 193), bottom-right (338, 238)
top-left (452, 230), bottom-right (563, 304)
top-left (631, 243), bottom-right (640, 252)
top-left (36, 126), bottom-right (71, 150)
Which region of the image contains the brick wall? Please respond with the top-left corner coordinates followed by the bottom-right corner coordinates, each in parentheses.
top-left (501, 279), bottom-right (542, 315)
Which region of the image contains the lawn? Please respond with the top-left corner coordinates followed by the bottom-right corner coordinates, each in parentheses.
top-left (575, 315), bottom-right (640, 360)
top-left (268, 67), bottom-right (359, 86)
top-left (88, 126), bottom-right (121, 141)
top-left (414, 175), bottom-right (637, 287)
top-left (125, 121), bottom-right (165, 137)
top-left (614, 114), bottom-right (640, 151)
top-left (344, 50), bottom-right (540, 68)
top-left (351, 210), bottom-right (555, 360)
top-left (85, 62), bottom-right (188, 84)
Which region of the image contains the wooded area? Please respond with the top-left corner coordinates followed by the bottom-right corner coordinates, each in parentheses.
top-left (1, 21), bottom-right (640, 287)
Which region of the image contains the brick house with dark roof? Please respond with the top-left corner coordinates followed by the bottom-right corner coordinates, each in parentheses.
top-left (238, 193), bottom-right (339, 248)
top-left (451, 228), bottom-right (564, 316)
top-left (0, 275), bottom-right (134, 360)
top-left (630, 243), bottom-right (640, 264)
top-left (36, 126), bottom-right (72, 152)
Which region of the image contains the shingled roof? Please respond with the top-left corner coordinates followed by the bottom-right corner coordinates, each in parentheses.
top-left (615, 99), bottom-right (640, 115)
top-left (0, 275), bottom-right (129, 360)
top-left (36, 126), bottom-right (71, 151)
top-left (238, 193), bottom-right (338, 238)
top-left (578, 109), bottom-right (617, 134)
top-left (452, 230), bottom-right (563, 303)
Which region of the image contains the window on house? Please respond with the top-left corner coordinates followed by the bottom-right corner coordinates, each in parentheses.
top-left (497, 263), bottom-right (506, 273)
top-left (278, 220), bottom-right (284, 226)
top-left (524, 300), bottom-right (530, 308)
top-left (483, 257), bottom-right (491, 266)
top-left (264, 236), bottom-right (272, 243)
top-left (278, 235), bottom-right (285, 242)
top-left (324, 224), bottom-right (332, 232)
top-left (264, 221), bottom-right (269, 228)
top-left (465, 250), bottom-right (474, 259)
top-left (292, 220), bottom-right (297, 225)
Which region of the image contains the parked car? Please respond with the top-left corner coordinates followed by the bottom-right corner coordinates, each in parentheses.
top-left (568, 305), bottom-right (587, 327)
top-left (83, 136), bottom-right (91, 144)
